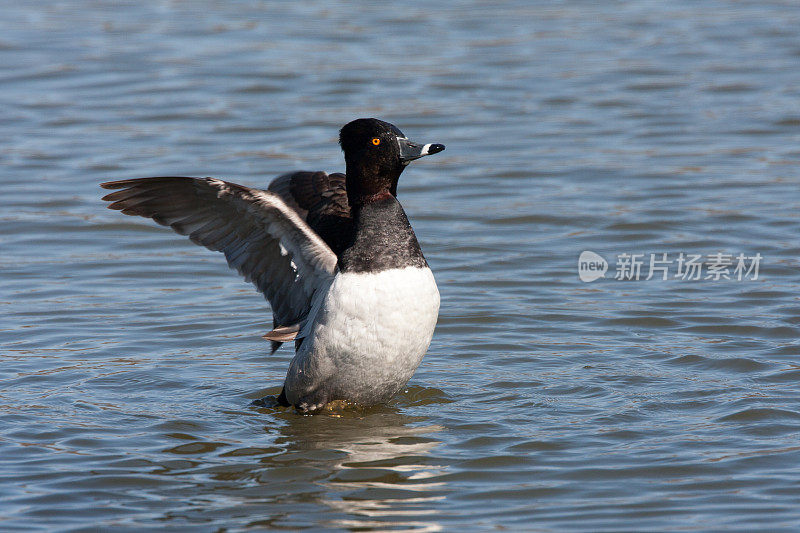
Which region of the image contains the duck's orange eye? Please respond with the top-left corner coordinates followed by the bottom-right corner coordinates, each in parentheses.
top-left (371, 138), bottom-right (381, 146)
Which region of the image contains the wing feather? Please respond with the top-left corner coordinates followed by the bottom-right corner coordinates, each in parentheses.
top-left (101, 177), bottom-right (337, 337)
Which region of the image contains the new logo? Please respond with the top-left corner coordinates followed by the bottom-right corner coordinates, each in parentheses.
top-left (578, 251), bottom-right (608, 282)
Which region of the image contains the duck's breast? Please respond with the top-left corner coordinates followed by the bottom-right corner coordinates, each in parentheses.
top-left (286, 266), bottom-right (440, 405)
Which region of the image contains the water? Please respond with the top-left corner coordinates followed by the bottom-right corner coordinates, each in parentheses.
top-left (2, 1), bottom-right (800, 530)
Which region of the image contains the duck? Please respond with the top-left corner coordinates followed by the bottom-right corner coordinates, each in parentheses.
top-left (101, 118), bottom-right (445, 414)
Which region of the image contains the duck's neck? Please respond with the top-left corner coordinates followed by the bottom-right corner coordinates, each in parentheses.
top-left (345, 162), bottom-right (402, 208)
top-left (338, 196), bottom-right (428, 273)
top-left (351, 189), bottom-right (394, 206)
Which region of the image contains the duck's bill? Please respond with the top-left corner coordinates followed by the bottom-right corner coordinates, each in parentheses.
top-left (398, 137), bottom-right (445, 163)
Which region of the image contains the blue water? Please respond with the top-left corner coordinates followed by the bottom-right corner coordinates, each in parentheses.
top-left (2, 1), bottom-right (800, 531)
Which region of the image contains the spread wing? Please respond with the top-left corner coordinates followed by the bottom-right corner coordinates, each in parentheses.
top-left (267, 171), bottom-right (353, 255)
top-left (101, 176), bottom-right (337, 345)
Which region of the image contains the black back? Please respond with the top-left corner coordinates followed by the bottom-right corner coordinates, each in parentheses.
top-left (268, 171), bottom-right (353, 255)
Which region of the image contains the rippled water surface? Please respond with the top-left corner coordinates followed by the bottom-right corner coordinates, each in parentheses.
top-left (3, 1), bottom-right (800, 531)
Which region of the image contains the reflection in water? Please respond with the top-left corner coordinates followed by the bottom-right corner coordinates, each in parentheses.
top-left (272, 407), bottom-right (446, 532)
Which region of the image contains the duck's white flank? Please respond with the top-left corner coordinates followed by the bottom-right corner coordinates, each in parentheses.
top-left (284, 266), bottom-right (440, 411)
